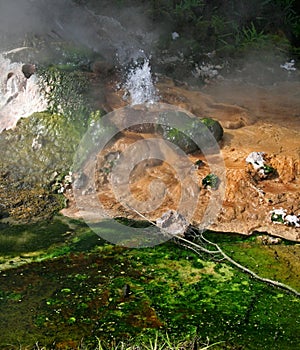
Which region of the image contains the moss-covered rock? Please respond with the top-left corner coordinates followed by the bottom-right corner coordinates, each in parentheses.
top-left (38, 66), bottom-right (91, 130)
top-left (0, 112), bottom-right (83, 222)
top-left (157, 113), bottom-right (223, 154)
top-left (0, 112), bottom-right (81, 185)
top-left (202, 173), bottom-right (220, 190)
top-left (201, 117), bottom-right (224, 141)
top-left (0, 172), bottom-right (65, 223)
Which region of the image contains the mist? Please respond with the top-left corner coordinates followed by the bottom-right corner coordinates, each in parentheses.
top-left (0, 0), bottom-right (160, 65)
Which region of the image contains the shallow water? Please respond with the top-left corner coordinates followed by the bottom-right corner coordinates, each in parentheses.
top-left (0, 218), bottom-right (299, 349)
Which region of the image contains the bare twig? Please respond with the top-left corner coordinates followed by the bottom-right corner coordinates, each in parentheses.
top-left (128, 206), bottom-right (300, 298)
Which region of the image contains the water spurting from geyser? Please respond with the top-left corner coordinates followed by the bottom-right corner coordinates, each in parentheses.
top-left (0, 0), bottom-right (161, 127)
top-left (124, 57), bottom-right (158, 105)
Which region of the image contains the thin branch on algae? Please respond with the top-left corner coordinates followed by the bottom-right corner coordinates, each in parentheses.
top-left (128, 206), bottom-right (300, 298)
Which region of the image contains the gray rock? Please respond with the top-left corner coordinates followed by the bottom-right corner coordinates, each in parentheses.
top-left (156, 210), bottom-right (189, 236)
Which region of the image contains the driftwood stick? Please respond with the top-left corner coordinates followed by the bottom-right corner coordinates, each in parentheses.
top-left (195, 230), bottom-right (300, 296)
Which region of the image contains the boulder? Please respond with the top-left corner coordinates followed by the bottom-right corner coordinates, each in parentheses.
top-left (157, 113), bottom-right (223, 154)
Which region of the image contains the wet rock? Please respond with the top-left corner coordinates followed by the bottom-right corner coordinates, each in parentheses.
top-left (202, 173), bottom-right (220, 190)
top-left (246, 152), bottom-right (277, 180)
top-left (270, 208), bottom-right (300, 228)
top-left (64, 77), bottom-right (300, 242)
top-left (156, 210), bottom-right (189, 236)
top-left (22, 64), bottom-right (36, 79)
top-left (0, 111), bottom-right (81, 222)
top-left (257, 235), bottom-right (282, 245)
top-left (194, 159), bottom-right (205, 169)
top-left (157, 113), bottom-right (223, 154)
top-left (0, 170), bottom-right (65, 223)
top-left (201, 117), bottom-right (223, 142)
top-left (0, 112), bottom-right (81, 185)
top-left (73, 171), bottom-right (88, 190)
top-left (91, 60), bottom-right (115, 78)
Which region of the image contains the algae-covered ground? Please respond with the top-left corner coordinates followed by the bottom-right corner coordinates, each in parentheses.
top-left (0, 217), bottom-right (299, 350)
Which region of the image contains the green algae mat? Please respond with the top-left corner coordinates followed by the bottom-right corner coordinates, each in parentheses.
top-left (0, 218), bottom-right (299, 349)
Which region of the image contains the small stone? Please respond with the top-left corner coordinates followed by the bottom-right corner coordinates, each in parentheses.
top-left (156, 210), bottom-right (189, 236)
top-left (194, 159), bottom-right (205, 169)
top-left (22, 64), bottom-right (36, 79)
top-left (246, 152), bottom-right (265, 170)
top-left (73, 172), bottom-right (87, 189)
top-left (172, 32), bottom-right (180, 40)
top-left (202, 173), bottom-right (220, 190)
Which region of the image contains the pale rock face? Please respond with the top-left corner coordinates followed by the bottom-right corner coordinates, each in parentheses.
top-left (0, 54), bottom-right (47, 133)
top-left (285, 215), bottom-right (300, 227)
top-left (246, 152), bottom-right (265, 170)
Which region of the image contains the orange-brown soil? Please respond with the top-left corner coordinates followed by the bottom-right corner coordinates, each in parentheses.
top-left (62, 77), bottom-right (300, 241)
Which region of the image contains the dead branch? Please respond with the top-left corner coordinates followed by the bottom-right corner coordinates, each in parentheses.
top-left (128, 206), bottom-right (300, 298)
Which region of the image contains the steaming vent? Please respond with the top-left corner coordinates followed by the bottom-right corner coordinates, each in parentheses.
top-left (124, 58), bottom-right (158, 105)
top-left (0, 53), bottom-right (47, 132)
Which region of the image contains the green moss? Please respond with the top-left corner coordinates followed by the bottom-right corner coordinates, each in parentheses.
top-left (271, 212), bottom-right (285, 224)
top-left (157, 112), bottom-right (223, 154)
top-left (72, 114), bottom-right (117, 172)
top-left (263, 164), bottom-right (276, 175)
top-left (0, 219), bottom-right (70, 257)
top-left (0, 112), bottom-right (81, 185)
top-left (0, 112), bottom-right (84, 222)
top-left (0, 223), bottom-right (299, 349)
top-left (38, 67), bottom-right (91, 129)
top-left (202, 173), bottom-right (220, 190)
top-left (205, 231), bottom-right (300, 291)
